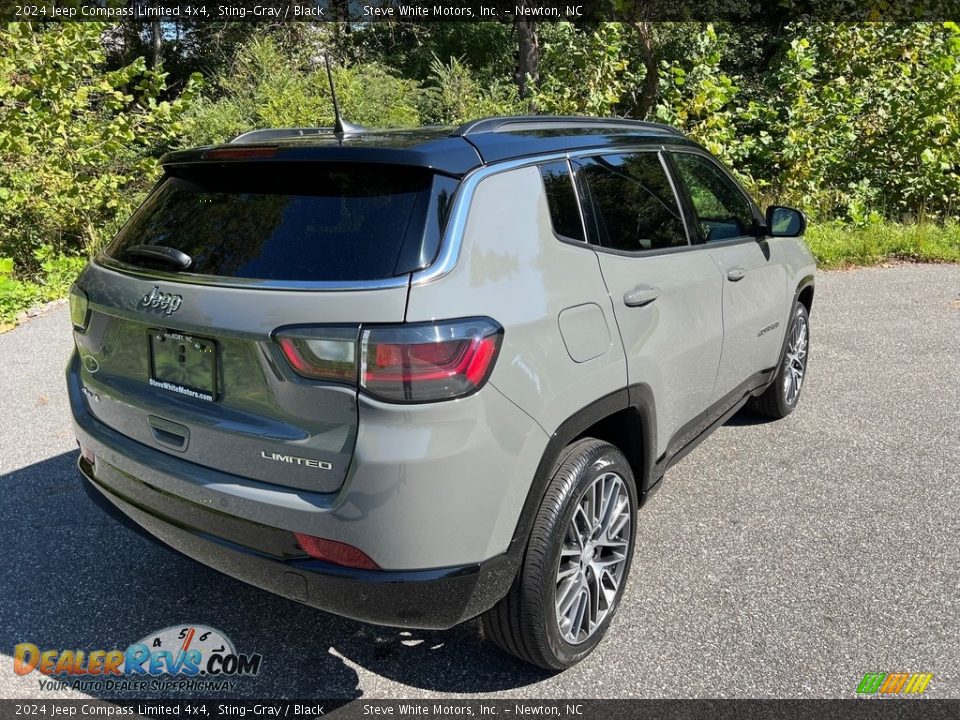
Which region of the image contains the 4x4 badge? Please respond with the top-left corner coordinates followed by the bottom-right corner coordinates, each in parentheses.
top-left (141, 286), bottom-right (183, 316)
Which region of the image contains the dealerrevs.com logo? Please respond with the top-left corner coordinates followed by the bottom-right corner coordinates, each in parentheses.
top-left (14, 625), bottom-right (262, 693)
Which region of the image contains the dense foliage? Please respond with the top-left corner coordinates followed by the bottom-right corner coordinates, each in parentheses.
top-left (1, 20), bottom-right (959, 324)
top-left (0, 22), bottom-right (197, 323)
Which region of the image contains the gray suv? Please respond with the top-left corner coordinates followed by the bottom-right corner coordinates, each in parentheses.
top-left (68, 116), bottom-right (815, 669)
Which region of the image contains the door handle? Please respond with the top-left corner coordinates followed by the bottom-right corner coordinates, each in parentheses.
top-left (623, 285), bottom-right (660, 307)
top-left (726, 267), bottom-right (747, 282)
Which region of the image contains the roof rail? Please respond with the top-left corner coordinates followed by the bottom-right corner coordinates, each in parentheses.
top-left (230, 127), bottom-right (338, 144)
top-left (452, 115), bottom-right (684, 138)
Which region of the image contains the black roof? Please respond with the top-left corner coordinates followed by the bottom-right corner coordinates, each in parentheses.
top-left (159, 116), bottom-right (698, 177)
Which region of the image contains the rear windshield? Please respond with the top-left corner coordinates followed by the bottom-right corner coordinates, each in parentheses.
top-left (105, 163), bottom-right (446, 282)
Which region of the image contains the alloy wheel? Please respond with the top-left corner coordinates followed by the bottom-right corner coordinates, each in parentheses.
top-left (783, 314), bottom-right (808, 406)
top-left (555, 471), bottom-right (632, 645)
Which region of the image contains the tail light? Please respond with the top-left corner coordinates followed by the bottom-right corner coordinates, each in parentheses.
top-left (275, 327), bottom-right (358, 382)
top-left (276, 318), bottom-right (502, 403)
top-left (69, 285), bottom-right (89, 332)
top-left (202, 146), bottom-right (278, 161)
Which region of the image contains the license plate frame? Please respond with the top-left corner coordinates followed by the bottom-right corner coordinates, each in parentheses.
top-left (148, 330), bottom-right (218, 401)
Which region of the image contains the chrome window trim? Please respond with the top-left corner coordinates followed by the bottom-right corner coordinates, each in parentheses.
top-left (548, 144), bottom-right (761, 259)
top-left (94, 255), bottom-right (412, 292)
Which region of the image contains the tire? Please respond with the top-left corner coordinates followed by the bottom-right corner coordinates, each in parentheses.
top-left (749, 302), bottom-right (810, 419)
top-left (481, 438), bottom-right (638, 670)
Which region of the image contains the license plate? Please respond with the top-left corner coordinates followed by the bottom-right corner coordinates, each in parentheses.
top-left (149, 330), bottom-right (217, 401)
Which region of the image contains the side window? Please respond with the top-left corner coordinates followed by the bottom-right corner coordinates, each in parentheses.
top-left (538, 162), bottom-right (584, 242)
top-left (574, 153), bottom-right (687, 253)
top-left (672, 153), bottom-right (756, 243)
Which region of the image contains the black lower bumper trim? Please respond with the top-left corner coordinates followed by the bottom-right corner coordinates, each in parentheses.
top-left (78, 456), bottom-right (514, 630)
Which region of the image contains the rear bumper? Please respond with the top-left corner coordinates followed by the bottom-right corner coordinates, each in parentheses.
top-left (68, 353), bottom-right (536, 629)
top-left (77, 453), bottom-right (514, 630)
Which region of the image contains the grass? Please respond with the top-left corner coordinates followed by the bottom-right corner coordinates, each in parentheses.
top-left (805, 221), bottom-right (960, 269)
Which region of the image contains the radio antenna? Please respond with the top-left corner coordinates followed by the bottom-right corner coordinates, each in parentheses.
top-left (324, 54), bottom-right (363, 136)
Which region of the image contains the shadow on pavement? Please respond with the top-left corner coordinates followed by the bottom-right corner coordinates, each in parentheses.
top-left (725, 405), bottom-right (775, 427)
top-left (0, 452), bottom-right (549, 699)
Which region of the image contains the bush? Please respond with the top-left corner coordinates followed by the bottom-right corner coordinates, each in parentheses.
top-left (655, 24), bottom-right (747, 175)
top-left (0, 23), bottom-right (198, 272)
top-left (0, 249), bottom-right (87, 325)
top-left (418, 55), bottom-right (522, 125)
top-left (0, 257), bottom-right (39, 327)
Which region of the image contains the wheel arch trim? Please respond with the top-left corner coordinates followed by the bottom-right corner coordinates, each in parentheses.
top-left (503, 386), bottom-right (657, 567)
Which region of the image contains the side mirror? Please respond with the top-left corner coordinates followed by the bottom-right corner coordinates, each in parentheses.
top-left (765, 205), bottom-right (807, 238)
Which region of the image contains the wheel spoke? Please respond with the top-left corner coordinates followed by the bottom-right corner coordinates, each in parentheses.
top-left (599, 567), bottom-right (620, 606)
top-left (572, 505), bottom-right (590, 545)
top-left (557, 576), bottom-right (582, 617)
top-left (593, 550), bottom-right (627, 569)
top-left (590, 480), bottom-right (602, 529)
top-left (603, 496), bottom-right (630, 539)
top-left (587, 569), bottom-right (601, 630)
top-left (571, 588), bottom-right (589, 639)
top-left (598, 477), bottom-right (616, 531)
top-left (557, 563), bottom-right (579, 581)
top-left (605, 517), bottom-right (629, 544)
top-left (598, 537), bottom-right (629, 553)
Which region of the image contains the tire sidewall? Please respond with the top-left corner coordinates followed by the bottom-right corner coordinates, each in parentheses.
top-left (539, 446), bottom-right (638, 667)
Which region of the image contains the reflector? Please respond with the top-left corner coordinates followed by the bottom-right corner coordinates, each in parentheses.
top-left (293, 533), bottom-right (379, 570)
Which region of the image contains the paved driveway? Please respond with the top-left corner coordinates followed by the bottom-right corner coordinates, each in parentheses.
top-left (1, 264), bottom-right (957, 699)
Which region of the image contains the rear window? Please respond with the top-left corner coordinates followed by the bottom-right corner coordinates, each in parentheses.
top-left (106, 163), bottom-right (446, 282)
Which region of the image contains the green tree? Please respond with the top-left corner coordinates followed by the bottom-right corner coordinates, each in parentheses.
top-left (654, 25), bottom-right (746, 170)
top-left (534, 23), bottom-right (636, 116)
top-left (0, 22), bottom-right (198, 267)
top-left (766, 22), bottom-right (960, 221)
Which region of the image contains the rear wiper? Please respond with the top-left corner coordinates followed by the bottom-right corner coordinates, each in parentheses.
top-left (123, 245), bottom-right (192, 271)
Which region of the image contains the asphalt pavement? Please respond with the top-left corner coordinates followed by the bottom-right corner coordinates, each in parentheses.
top-left (0, 264), bottom-right (957, 700)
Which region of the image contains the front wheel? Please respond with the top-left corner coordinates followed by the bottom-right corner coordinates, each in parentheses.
top-left (749, 302), bottom-right (810, 419)
top-left (480, 439), bottom-right (638, 670)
